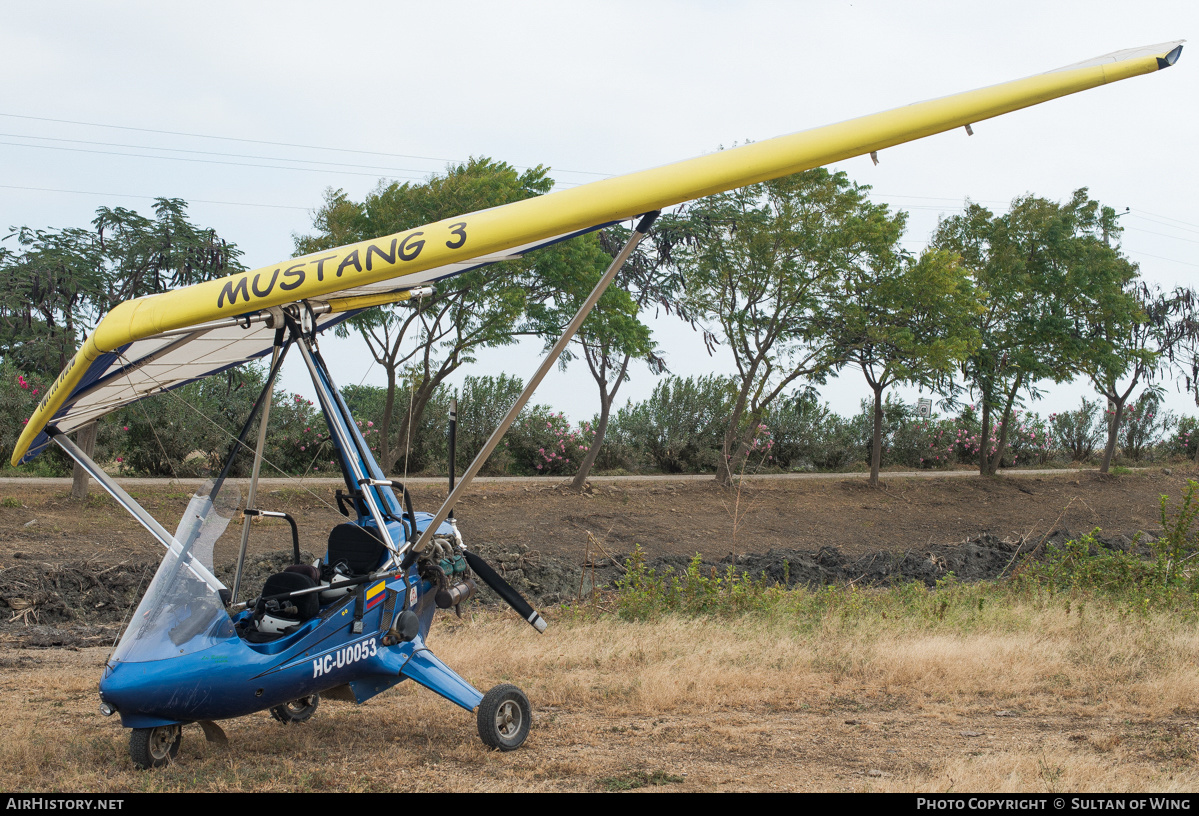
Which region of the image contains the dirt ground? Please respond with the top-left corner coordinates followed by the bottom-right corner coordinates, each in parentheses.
top-left (0, 467), bottom-right (1196, 790)
top-left (0, 466), bottom-right (1182, 569)
top-left (0, 467), bottom-right (1185, 626)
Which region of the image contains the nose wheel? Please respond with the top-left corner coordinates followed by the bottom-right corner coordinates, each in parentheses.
top-left (477, 684), bottom-right (531, 750)
top-left (129, 724), bottom-right (181, 769)
top-left (270, 693), bottom-right (320, 724)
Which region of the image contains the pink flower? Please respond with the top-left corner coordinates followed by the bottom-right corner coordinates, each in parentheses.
top-left (123, 426), bottom-right (129, 431)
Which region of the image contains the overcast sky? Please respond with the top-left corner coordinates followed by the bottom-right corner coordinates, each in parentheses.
top-left (2, 1), bottom-right (1196, 431)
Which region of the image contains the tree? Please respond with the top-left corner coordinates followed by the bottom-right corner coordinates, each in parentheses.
top-left (529, 222), bottom-right (695, 489)
top-left (1083, 282), bottom-right (1193, 472)
top-left (1, 198), bottom-right (243, 373)
top-left (825, 246), bottom-right (980, 485)
top-left (932, 190), bottom-right (1139, 475)
top-left (672, 168), bottom-right (905, 486)
top-left (296, 158), bottom-right (564, 474)
top-left (0, 198), bottom-right (244, 491)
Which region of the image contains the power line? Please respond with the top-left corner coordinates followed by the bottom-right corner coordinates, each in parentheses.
top-left (0, 184), bottom-right (310, 211)
top-left (0, 140), bottom-right (434, 180)
top-left (1128, 212), bottom-right (1199, 237)
top-left (1123, 225), bottom-right (1199, 246)
top-left (0, 112), bottom-right (613, 178)
top-left (0, 131), bottom-right (452, 175)
top-left (1124, 249), bottom-right (1199, 269)
top-left (1131, 208), bottom-right (1199, 233)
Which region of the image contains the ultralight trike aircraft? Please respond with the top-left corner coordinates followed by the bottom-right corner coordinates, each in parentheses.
top-left (10, 41), bottom-right (1182, 769)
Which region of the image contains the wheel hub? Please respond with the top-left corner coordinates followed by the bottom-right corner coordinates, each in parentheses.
top-left (496, 701), bottom-right (521, 737)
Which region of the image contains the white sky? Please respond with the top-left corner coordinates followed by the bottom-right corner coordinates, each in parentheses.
top-left (2, 1), bottom-right (1196, 430)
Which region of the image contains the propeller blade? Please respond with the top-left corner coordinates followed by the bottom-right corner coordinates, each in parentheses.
top-left (463, 550), bottom-right (547, 633)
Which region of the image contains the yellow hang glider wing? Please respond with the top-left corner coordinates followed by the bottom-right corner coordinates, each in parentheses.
top-left (12, 40), bottom-right (1184, 465)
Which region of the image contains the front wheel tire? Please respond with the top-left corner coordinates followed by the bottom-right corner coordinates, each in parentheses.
top-left (477, 684), bottom-right (531, 751)
top-left (129, 724), bottom-right (181, 769)
top-left (270, 693), bottom-right (319, 724)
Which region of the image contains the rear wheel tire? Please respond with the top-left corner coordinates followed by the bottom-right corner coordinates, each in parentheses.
top-left (129, 724), bottom-right (181, 769)
top-left (477, 684), bottom-right (530, 751)
top-left (270, 693), bottom-right (319, 724)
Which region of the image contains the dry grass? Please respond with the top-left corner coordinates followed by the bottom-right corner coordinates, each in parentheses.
top-left (1, 601), bottom-right (1198, 792)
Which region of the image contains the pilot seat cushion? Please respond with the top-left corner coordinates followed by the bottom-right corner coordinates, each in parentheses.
top-left (326, 523), bottom-right (389, 577)
top-left (260, 570), bottom-right (320, 622)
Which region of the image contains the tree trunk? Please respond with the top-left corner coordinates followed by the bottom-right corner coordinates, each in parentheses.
top-left (869, 384), bottom-right (884, 487)
top-left (571, 395), bottom-right (612, 491)
top-left (715, 388), bottom-right (752, 488)
top-left (717, 416), bottom-right (758, 488)
top-left (978, 399), bottom-right (991, 477)
top-left (379, 367), bottom-right (397, 474)
top-left (393, 380), bottom-right (437, 475)
top-left (983, 373), bottom-right (1022, 476)
top-left (1100, 397), bottom-right (1125, 473)
top-left (70, 422), bottom-right (97, 500)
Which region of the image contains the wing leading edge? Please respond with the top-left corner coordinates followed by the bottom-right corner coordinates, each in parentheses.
top-left (12, 40), bottom-right (1184, 465)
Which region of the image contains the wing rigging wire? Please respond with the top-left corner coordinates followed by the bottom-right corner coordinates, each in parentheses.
top-left (110, 348), bottom-right (347, 522)
top-left (402, 290), bottom-right (432, 486)
top-left (116, 355), bottom-right (183, 488)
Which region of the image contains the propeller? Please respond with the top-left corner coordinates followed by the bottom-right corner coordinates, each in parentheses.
top-left (463, 549), bottom-right (547, 633)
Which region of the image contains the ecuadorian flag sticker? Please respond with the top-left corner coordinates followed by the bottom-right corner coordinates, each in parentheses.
top-left (365, 580), bottom-right (385, 611)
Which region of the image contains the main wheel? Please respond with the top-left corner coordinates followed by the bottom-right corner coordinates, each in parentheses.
top-left (270, 693), bottom-right (319, 724)
top-left (129, 725), bottom-right (181, 769)
top-left (477, 684), bottom-right (531, 751)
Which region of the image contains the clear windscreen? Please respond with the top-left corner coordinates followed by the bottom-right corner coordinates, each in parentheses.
top-left (111, 481), bottom-right (240, 663)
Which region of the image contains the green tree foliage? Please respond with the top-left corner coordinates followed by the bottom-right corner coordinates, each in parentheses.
top-left (608, 375), bottom-right (735, 474)
top-left (932, 189), bottom-right (1140, 475)
top-left (0, 198), bottom-right (243, 375)
top-left (0, 199), bottom-right (244, 489)
top-left (531, 225), bottom-right (686, 489)
top-left (295, 158), bottom-right (565, 474)
top-left (672, 168), bottom-right (912, 485)
top-left (1079, 278), bottom-right (1193, 472)
top-left (824, 243), bottom-right (981, 485)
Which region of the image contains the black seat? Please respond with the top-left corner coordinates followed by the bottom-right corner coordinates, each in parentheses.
top-left (244, 570), bottom-right (321, 642)
top-left (325, 523), bottom-right (389, 578)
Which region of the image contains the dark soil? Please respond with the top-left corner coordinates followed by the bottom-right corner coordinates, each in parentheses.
top-left (0, 468), bottom-right (1188, 647)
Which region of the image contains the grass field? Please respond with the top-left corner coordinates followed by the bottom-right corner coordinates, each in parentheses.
top-left (3, 582), bottom-right (1198, 792)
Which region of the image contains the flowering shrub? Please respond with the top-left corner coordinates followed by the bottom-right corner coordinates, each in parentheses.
top-left (1049, 398), bottom-right (1103, 462)
top-left (1115, 395), bottom-right (1174, 462)
top-left (1168, 416), bottom-right (1199, 460)
top-left (1003, 410), bottom-right (1053, 466)
top-left (505, 409), bottom-right (594, 476)
top-left (0, 364), bottom-right (72, 474)
top-left (944, 405), bottom-right (1052, 467)
top-left (763, 389), bottom-right (860, 471)
top-left (890, 417), bottom-right (957, 468)
top-left (606, 375), bottom-right (734, 473)
top-left (261, 393), bottom-right (331, 476)
top-left (740, 422), bottom-right (776, 471)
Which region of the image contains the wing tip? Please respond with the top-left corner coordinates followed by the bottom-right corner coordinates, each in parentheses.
top-left (1158, 43), bottom-right (1184, 70)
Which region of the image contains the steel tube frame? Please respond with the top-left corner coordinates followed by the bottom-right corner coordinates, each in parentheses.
top-left (294, 335), bottom-right (400, 561)
top-left (49, 430), bottom-right (225, 591)
top-left (231, 339), bottom-right (282, 603)
top-left (412, 212), bottom-right (659, 554)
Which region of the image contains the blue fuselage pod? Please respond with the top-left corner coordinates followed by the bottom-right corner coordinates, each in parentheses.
top-left (100, 517), bottom-right (476, 729)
